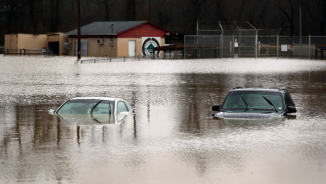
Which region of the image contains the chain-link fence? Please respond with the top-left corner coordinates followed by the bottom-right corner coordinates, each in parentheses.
top-left (3, 49), bottom-right (54, 57)
top-left (185, 21), bottom-right (326, 59)
top-left (184, 35), bottom-right (326, 59)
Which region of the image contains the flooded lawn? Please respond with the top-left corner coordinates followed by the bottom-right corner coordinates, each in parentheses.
top-left (0, 56), bottom-right (326, 184)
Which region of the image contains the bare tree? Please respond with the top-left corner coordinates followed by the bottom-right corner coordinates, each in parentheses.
top-left (304, 0), bottom-right (326, 35)
top-left (3, 0), bottom-right (24, 33)
top-left (246, 0), bottom-right (272, 28)
top-left (104, 0), bottom-right (115, 21)
top-left (275, 0), bottom-right (296, 36)
top-left (237, 0), bottom-right (249, 21)
top-left (147, 0), bottom-right (151, 21)
top-left (214, 0), bottom-right (224, 21)
top-left (60, 0), bottom-right (77, 31)
top-left (156, 0), bottom-right (169, 27)
top-left (126, 0), bottom-right (136, 20)
top-left (185, 0), bottom-right (215, 34)
top-left (53, 0), bottom-right (60, 32)
top-left (187, 0), bottom-right (206, 22)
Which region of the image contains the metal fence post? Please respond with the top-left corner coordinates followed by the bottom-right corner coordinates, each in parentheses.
top-left (213, 36), bottom-right (215, 58)
top-left (258, 41), bottom-right (260, 57)
top-left (239, 30), bottom-right (241, 57)
top-left (255, 33), bottom-right (258, 59)
top-left (230, 41), bottom-right (232, 56)
top-left (193, 36), bottom-right (195, 59)
top-left (219, 35), bottom-right (221, 58)
top-left (221, 34), bottom-right (223, 58)
top-left (277, 35), bottom-right (279, 59)
top-left (309, 35), bottom-right (311, 60)
top-left (232, 35), bottom-right (235, 57)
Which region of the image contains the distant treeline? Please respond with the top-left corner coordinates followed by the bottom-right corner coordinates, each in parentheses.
top-left (0, 0), bottom-right (325, 45)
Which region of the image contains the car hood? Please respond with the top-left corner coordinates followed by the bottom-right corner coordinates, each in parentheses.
top-left (214, 110), bottom-right (285, 119)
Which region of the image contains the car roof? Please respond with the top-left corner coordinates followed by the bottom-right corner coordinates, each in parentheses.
top-left (230, 88), bottom-right (287, 93)
top-left (69, 97), bottom-right (122, 101)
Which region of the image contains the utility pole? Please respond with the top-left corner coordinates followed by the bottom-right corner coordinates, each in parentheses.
top-left (77, 0), bottom-right (81, 60)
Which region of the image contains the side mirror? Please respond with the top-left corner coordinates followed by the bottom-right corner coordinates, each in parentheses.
top-left (287, 106), bottom-right (297, 113)
top-left (212, 105), bottom-right (220, 111)
top-left (48, 109), bottom-right (56, 114)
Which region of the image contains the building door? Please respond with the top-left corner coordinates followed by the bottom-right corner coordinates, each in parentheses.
top-left (129, 40), bottom-right (136, 57)
top-left (48, 42), bottom-right (59, 55)
top-left (75, 39), bottom-right (88, 56)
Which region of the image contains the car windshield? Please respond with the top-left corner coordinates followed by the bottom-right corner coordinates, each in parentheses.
top-left (222, 91), bottom-right (284, 111)
top-left (57, 99), bottom-right (114, 114)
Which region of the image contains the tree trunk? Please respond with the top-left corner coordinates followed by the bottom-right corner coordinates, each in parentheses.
top-left (148, 0), bottom-right (151, 22)
top-left (237, 0), bottom-right (248, 21)
top-left (50, 0), bottom-right (54, 32)
top-left (126, 0), bottom-right (136, 21)
top-left (321, 0), bottom-right (326, 35)
top-left (104, 0), bottom-right (110, 21)
top-left (54, 0), bottom-right (60, 32)
top-left (29, 0), bottom-right (41, 33)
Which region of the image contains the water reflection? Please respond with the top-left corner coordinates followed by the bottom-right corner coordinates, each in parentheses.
top-left (57, 114), bottom-right (128, 124)
top-left (1, 57), bottom-right (326, 183)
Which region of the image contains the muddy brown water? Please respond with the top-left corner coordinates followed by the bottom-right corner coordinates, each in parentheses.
top-left (0, 57), bottom-right (326, 184)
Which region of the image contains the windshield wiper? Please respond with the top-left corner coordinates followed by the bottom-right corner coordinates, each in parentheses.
top-left (261, 96), bottom-right (278, 112)
top-left (240, 95), bottom-right (249, 111)
top-left (90, 100), bottom-right (102, 114)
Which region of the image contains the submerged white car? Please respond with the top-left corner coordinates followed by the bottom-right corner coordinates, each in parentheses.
top-left (49, 97), bottom-right (132, 115)
top-left (48, 97), bottom-right (133, 123)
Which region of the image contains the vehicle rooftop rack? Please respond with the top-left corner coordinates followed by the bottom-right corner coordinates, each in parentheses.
top-left (278, 88), bottom-right (287, 91)
top-left (233, 87), bottom-right (243, 90)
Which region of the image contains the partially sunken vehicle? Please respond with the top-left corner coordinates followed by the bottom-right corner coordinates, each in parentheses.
top-left (48, 97), bottom-right (133, 123)
top-left (212, 88), bottom-right (297, 119)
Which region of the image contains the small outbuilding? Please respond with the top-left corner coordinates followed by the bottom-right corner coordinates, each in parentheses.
top-left (65, 21), bottom-right (175, 57)
top-left (4, 33), bottom-right (68, 56)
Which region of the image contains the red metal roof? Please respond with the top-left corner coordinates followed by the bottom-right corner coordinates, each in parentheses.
top-left (118, 22), bottom-right (175, 38)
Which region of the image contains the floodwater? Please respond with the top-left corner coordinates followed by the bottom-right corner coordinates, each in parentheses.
top-left (0, 56), bottom-right (326, 184)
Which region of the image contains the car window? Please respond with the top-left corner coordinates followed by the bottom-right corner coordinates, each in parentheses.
top-left (57, 100), bottom-right (100, 114)
top-left (125, 102), bottom-right (132, 111)
top-left (117, 101), bottom-right (128, 114)
top-left (284, 93), bottom-right (295, 107)
top-left (93, 101), bottom-right (114, 114)
top-left (223, 95), bottom-right (247, 109)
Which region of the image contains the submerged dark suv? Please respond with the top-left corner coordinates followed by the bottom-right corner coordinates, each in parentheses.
top-left (212, 87), bottom-right (297, 119)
